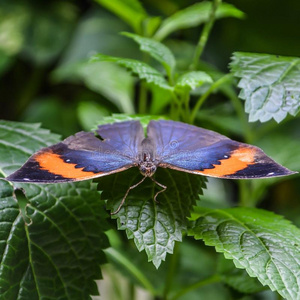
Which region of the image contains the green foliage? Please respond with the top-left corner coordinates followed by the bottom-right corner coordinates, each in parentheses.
top-left (122, 32), bottom-right (176, 78)
top-left (230, 52), bottom-right (300, 123)
top-left (191, 207), bottom-right (300, 300)
top-left (153, 2), bottom-right (245, 41)
top-left (90, 54), bottom-right (172, 90)
top-left (94, 0), bottom-right (147, 34)
top-left (1, 0), bottom-right (300, 299)
top-left (175, 71), bottom-right (213, 91)
top-left (99, 168), bottom-right (205, 268)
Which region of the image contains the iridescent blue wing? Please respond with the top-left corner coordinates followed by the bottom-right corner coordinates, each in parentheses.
top-left (7, 121), bottom-right (144, 183)
top-left (148, 120), bottom-right (295, 179)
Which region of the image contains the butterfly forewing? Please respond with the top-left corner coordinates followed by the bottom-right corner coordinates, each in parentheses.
top-left (6, 121), bottom-right (144, 183)
top-left (149, 120), bottom-right (295, 179)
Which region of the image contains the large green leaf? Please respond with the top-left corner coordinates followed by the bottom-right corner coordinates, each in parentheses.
top-left (90, 54), bottom-right (172, 90)
top-left (190, 207), bottom-right (300, 300)
top-left (154, 2), bottom-right (244, 41)
top-left (230, 52), bottom-right (300, 123)
top-left (122, 32), bottom-right (176, 78)
top-left (94, 0), bottom-right (147, 34)
top-left (0, 121), bottom-right (109, 299)
top-left (99, 168), bottom-right (205, 268)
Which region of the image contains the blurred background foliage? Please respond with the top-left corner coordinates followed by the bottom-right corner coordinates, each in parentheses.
top-left (1, 0), bottom-right (300, 298)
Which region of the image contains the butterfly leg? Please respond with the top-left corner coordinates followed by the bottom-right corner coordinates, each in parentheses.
top-left (150, 177), bottom-right (167, 203)
top-left (111, 176), bottom-right (147, 215)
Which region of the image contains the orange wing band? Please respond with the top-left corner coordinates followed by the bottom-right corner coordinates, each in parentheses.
top-left (200, 147), bottom-right (256, 176)
top-left (35, 152), bottom-right (97, 179)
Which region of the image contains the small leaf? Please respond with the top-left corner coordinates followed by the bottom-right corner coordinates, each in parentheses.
top-left (230, 52), bottom-right (300, 123)
top-left (122, 32), bottom-right (176, 77)
top-left (99, 168), bottom-right (205, 268)
top-left (93, 114), bottom-right (165, 130)
top-left (94, 0), bottom-right (147, 34)
top-left (90, 54), bottom-right (172, 90)
top-left (190, 207), bottom-right (300, 300)
top-left (154, 2), bottom-right (244, 41)
top-left (175, 71), bottom-right (212, 91)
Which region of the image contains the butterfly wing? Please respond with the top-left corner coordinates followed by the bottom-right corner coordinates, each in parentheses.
top-left (6, 121), bottom-right (144, 183)
top-left (148, 120), bottom-right (296, 179)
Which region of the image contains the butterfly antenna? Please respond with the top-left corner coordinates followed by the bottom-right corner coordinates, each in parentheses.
top-left (150, 177), bottom-right (167, 203)
top-left (111, 176), bottom-right (147, 215)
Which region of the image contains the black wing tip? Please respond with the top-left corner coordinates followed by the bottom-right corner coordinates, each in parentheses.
top-left (228, 167), bottom-right (298, 179)
top-left (5, 169), bottom-right (72, 184)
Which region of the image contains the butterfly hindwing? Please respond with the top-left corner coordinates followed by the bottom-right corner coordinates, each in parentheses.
top-left (6, 121), bottom-right (144, 183)
top-left (150, 120), bottom-right (295, 179)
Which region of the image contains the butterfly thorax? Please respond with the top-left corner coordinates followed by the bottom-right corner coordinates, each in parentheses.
top-left (138, 138), bottom-right (157, 177)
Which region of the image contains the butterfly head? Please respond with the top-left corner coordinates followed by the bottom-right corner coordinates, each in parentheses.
top-left (138, 161), bottom-right (157, 177)
top-left (138, 149), bottom-right (157, 177)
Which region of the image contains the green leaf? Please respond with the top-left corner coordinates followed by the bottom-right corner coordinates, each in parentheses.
top-left (230, 52), bottom-right (300, 123)
top-left (93, 114), bottom-right (165, 130)
top-left (175, 71), bottom-right (213, 91)
top-left (190, 207), bottom-right (300, 300)
top-left (218, 256), bottom-right (264, 294)
top-left (90, 54), bottom-right (172, 90)
top-left (0, 179), bottom-right (29, 298)
top-left (154, 2), bottom-right (244, 41)
top-left (122, 32), bottom-right (176, 77)
top-left (0, 121), bottom-right (109, 298)
top-left (99, 168), bottom-right (205, 268)
top-left (94, 0), bottom-right (147, 34)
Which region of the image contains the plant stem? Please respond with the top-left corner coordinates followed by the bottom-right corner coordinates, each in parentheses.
top-left (190, 74), bottom-right (232, 124)
top-left (139, 80), bottom-right (148, 114)
top-left (190, 0), bottom-right (222, 70)
top-left (170, 274), bottom-right (221, 300)
top-left (162, 242), bottom-right (179, 299)
top-left (226, 89), bottom-right (253, 144)
top-left (105, 248), bottom-right (157, 296)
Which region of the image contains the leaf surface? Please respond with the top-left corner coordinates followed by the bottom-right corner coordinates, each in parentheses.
top-left (99, 168), bottom-right (205, 268)
top-left (154, 2), bottom-right (244, 41)
top-left (94, 0), bottom-right (147, 34)
top-left (175, 71), bottom-right (212, 91)
top-left (230, 52), bottom-right (300, 122)
top-left (190, 207), bottom-right (300, 300)
top-left (90, 54), bottom-right (172, 90)
top-left (122, 32), bottom-right (176, 77)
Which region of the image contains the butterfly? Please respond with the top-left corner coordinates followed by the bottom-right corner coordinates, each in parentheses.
top-left (6, 120), bottom-right (296, 213)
